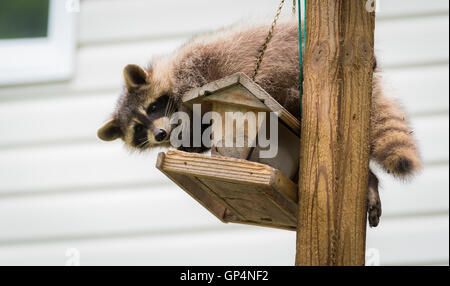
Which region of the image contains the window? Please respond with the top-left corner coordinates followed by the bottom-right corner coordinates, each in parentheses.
top-left (0, 0), bottom-right (76, 85)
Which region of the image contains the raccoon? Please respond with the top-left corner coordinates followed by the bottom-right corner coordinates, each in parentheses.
top-left (97, 20), bottom-right (421, 227)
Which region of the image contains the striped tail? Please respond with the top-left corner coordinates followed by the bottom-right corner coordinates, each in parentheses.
top-left (370, 80), bottom-right (422, 179)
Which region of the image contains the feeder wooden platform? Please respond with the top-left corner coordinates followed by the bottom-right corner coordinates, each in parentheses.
top-left (156, 72), bottom-right (301, 230)
top-left (157, 150), bottom-right (298, 230)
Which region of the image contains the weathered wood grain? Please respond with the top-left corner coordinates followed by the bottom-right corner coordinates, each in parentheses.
top-left (296, 0), bottom-right (375, 266)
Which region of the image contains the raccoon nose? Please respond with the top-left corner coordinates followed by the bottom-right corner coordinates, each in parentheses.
top-left (154, 129), bottom-right (167, 142)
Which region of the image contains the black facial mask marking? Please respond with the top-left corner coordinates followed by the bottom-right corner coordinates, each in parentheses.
top-left (132, 94), bottom-right (170, 148)
top-left (146, 94), bottom-right (170, 119)
top-left (133, 123), bottom-right (148, 148)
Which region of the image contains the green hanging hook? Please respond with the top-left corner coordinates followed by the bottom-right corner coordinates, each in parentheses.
top-left (298, 0), bottom-right (305, 120)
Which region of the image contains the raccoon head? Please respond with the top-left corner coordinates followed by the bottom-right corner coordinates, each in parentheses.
top-left (97, 64), bottom-right (178, 150)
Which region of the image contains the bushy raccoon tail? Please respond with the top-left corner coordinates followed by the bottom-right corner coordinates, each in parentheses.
top-left (370, 82), bottom-right (422, 179)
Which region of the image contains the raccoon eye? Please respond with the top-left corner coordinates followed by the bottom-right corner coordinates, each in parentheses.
top-left (134, 124), bottom-right (144, 133)
top-left (148, 104), bottom-right (157, 113)
top-left (147, 94), bottom-right (169, 114)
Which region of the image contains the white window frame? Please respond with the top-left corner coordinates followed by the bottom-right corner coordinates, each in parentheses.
top-left (0, 0), bottom-right (76, 85)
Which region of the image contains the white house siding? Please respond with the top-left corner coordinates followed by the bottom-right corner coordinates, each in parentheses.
top-left (0, 0), bottom-right (448, 266)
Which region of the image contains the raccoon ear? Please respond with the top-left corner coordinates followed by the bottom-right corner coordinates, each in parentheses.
top-left (123, 64), bottom-right (148, 89)
top-left (97, 119), bottom-right (122, 141)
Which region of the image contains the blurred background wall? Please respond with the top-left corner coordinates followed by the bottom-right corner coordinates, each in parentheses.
top-left (0, 0), bottom-right (448, 266)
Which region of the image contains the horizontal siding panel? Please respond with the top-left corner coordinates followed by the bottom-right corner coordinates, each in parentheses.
top-left (0, 91), bottom-right (116, 148)
top-left (366, 215), bottom-right (449, 266)
top-left (0, 215), bottom-right (446, 266)
top-left (0, 143), bottom-right (166, 194)
top-left (79, 0), bottom-right (287, 45)
top-left (0, 227), bottom-right (296, 266)
top-left (377, 0), bottom-right (449, 18)
top-left (0, 116), bottom-right (447, 194)
top-left (0, 165), bottom-right (447, 243)
top-left (79, 0), bottom-right (449, 45)
top-left (384, 64), bottom-right (449, 115)
top-left (1, 15), bottom-right (447, 100)
top-left (0, 186), bottom-right (220, 243)
top-left (376, 15), bottom-right (449, 68)
top-left (374, 165), bottom-right (449, 217)
top-left (412, 115), bottom-right (449, 163)
top-left (0, 77), bottom-right (447, 147)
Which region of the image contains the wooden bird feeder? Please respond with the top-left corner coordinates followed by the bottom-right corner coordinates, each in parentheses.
top-left (156, 72), bottom-right (301, 230)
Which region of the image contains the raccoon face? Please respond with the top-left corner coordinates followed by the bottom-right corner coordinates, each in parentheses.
top-left (97, 64), bottom-right (177, 150)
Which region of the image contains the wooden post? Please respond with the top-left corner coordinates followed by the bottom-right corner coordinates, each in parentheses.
top-left (296, 0), bottom-right (376, 266)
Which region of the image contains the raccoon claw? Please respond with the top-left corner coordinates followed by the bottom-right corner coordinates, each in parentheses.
top-left (368, 170), bottom-right (382, 228)
top-left (367, 188), bottom-right (382, 227)
top-left (368, 203), bottom-right (382, 227)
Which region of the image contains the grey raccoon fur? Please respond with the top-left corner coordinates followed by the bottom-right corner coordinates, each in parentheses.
top-left (98, 19), bottom-right (421, 179)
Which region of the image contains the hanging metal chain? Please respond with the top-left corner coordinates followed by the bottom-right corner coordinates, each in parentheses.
top-left (252, 0), bottom-right (286, 80)
top-left (292, 0), bottom-right (296, 15)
